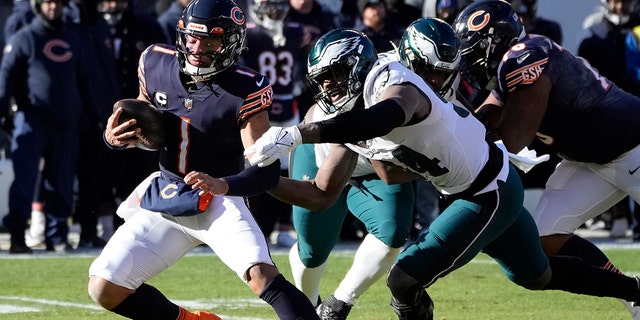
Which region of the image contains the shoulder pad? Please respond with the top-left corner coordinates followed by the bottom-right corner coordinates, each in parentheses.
top-left (498, 36), bottom-right (551, 93)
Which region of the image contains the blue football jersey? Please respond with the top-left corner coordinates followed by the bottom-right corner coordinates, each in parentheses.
top-left (242, 22), bottom-right (305, 122)
top-left (138, 44), bottom-right (273, 179)
top-left (495, 35), bottom-right (640, 164)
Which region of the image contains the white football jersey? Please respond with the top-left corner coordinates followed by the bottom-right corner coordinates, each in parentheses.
top-left (310, 105), bottom-right (376, 178)
top-left (345, 54), bottom-right (509, 195)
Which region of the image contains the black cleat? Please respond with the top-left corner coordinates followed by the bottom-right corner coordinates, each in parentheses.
top-left (316, 295), bottom-right (352, 320)
top-left (77, 237), bottom-right (107, 249)
top-left (9, 243), bottom-right (33, 254)
top-left (390, 290), bottom-right (434, 320)
top-left (46, 242), bottom-right (74, 253)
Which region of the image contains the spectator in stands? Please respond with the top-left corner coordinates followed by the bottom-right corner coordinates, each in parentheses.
top-left (156, 0), bottom-right (193, 44)
top-left (0, 0), bottom-right (99, 253)
top-left (509, 0), bottom-right (562, 44)
top-left (355, 0), bottom-right (404, 52)
top-left (72, 0), bottom-right (124, 249)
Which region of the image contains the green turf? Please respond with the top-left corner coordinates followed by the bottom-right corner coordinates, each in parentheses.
top-left (0, 249), bottom-right (637, 319)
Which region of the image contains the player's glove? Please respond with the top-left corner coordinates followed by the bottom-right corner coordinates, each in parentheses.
top-left (245, 126), bottom-right (302, 167)
top-left (495, 140), bottom-right (550, 173)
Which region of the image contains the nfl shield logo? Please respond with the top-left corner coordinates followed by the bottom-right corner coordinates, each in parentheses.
top-left (184, 98), bottom-right (193, 110)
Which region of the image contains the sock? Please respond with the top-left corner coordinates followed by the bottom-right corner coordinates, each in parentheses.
top-left (259, 274), bottom-right (320, 320)
top-left (545, 256), bottom-right (638, 301)
top-left (110, 283), bottom-right (180, 319)
top-left (557, 235), bottom-right (621, 273)
top-left (334, 234), bottom-right (401, 305)
top-left (289, 242), bottom-right (327, 306)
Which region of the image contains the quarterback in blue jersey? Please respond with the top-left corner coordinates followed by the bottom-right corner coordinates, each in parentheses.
top-left (87, 1), bottom-right (320, 320)
top-left (456, 0), bottom-right (640, 317)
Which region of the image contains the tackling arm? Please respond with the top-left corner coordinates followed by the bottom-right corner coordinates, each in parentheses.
top-left (298, 84), bottom-right (428, 144)
top-left (269, 144), bottom-right (358, 212)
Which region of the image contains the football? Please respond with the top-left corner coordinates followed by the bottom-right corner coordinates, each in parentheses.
top-left (113, 98), bottom-right (165, 151)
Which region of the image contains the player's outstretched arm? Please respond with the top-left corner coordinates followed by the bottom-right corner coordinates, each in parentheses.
top-left (269, 144), bottom-right (358, 212)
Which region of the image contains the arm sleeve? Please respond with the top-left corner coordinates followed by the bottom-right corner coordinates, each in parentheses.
top-left (317, 99), bottom-right (406, 143)
top-left (223, 159), bottom-right (281, 197)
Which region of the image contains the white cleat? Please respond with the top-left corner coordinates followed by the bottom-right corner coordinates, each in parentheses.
top-left (276, 231), bottom-right (297, 248)
top-left (622, 276), bottom-right (640, 320)
top-left (620, 299), bottom-right (640, 320)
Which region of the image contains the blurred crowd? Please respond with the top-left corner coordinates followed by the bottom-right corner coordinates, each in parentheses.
top-left (0, 0), bottom-right (639, 255)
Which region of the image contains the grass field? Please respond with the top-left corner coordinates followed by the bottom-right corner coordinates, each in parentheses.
top-left (0, 248), bottom-right (638, 319)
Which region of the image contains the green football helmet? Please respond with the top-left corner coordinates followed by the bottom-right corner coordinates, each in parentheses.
top-left (306, 28), bottom-right (378, 114)
top-left (398, 17), bottom-right (461, 96)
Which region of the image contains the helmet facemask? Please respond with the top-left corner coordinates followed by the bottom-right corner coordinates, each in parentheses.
top-left (307, 56), bottom-right (363, 114)
top-left (251, 0), bottom-right (290, 37)
top-left (459, 36), bottom-right (496, 90)
top-left (251, 0), bottom-right (289, 46)
top-left (177, 31), bottom-right (236, 82)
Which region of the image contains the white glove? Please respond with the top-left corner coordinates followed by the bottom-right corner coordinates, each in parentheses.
top-left (497, 140), bottom-right (550, 173)
top-left (245, 126), bottom-right (302, 167)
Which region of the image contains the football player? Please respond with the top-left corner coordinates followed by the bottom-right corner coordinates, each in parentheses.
top-left (456, 0), bottom-right (640, 317)
top-left (87, 1), bottom-right (320, 319)
top-left (268, 29), bottom-right (415, 319)
top-left (266, 17), bottom-right (466, 320)
top-left (245, 27), bottom-right (640, 319)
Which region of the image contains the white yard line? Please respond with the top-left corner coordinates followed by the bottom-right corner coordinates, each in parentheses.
top-left (0, 295), bottom-right (270, 319)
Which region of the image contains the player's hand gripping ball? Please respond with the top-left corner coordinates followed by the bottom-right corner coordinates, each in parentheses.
top-left (113, 99), bottom-right (165, 151)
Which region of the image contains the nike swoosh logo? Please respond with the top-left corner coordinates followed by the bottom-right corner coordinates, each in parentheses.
top-left (516, 52), bottom-right (531, 65)
top-left (629, 165), bottom-right (640, 175)
top-left (256, 77), bottom-right (264, 86)
top-left (275, 132), bottom-right (292, 146)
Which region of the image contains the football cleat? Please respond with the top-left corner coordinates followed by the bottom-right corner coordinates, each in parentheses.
top-left (619, 276), bottom-right (640, 320)
top-left (182, 309), bottom-right (222, 320)
top-left (193, 310), bottom-right (221, 320)
top-left (620, 299), bottom-right (640, 320)
top-left (316, 295), bottom-right (352, 320)
top-left (276, 231), bottom-right (297, 247)
top-left (390, 289), bottom-right (434, 320)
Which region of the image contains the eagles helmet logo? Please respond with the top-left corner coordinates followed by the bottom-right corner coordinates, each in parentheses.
top-left (311, 36), bottom-right (363, 73)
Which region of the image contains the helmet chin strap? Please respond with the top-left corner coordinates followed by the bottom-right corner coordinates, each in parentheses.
top-left (183, 62), bottom-right (217, 82)
top-left (337, 93), bottom-right (362, 113)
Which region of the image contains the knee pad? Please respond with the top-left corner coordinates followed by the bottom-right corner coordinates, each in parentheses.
top-left (387, 264), bottom-right (422, 303)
